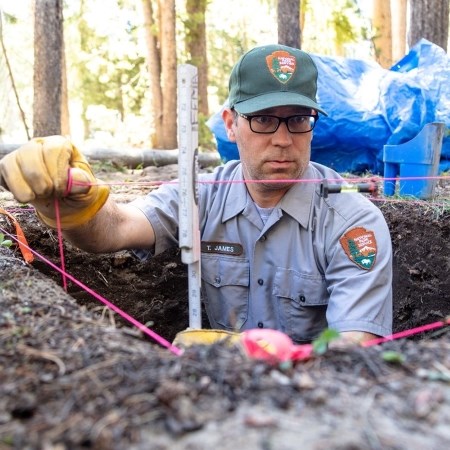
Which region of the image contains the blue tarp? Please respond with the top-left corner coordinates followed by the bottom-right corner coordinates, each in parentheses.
top-left (207, 39), bottom-right (449, 173)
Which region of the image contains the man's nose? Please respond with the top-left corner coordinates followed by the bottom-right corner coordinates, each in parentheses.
top-left (272, 120), bottom-right (292, 144)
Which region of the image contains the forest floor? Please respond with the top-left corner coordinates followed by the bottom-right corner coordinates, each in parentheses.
top-left (0, 163), bottom-right (449, 450)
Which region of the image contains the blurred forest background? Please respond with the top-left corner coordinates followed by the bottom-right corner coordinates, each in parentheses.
top-left (0, 0), bottom-right (449, 152)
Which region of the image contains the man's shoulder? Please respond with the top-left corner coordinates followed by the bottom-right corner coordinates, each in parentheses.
top-left (309, 161), bottom-right (342, 179)
top-left (200, 160), bottom-right (242, 182)
top-left (309, 162), bottom-right (385, 221)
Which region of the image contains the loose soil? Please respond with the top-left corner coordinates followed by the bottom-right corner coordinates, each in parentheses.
top-left (0, 164), bottom-right (449, 450)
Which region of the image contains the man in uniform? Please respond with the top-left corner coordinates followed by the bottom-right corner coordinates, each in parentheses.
top-left (0, 44), bottom-right (392, 345)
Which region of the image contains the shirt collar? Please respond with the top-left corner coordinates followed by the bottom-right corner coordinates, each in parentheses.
top-left (279, 165), bottom-right (316, 229)
top-left (222, 164), bottom-right (248, 221)
top-left (222, 163), bottom-right (317, 228)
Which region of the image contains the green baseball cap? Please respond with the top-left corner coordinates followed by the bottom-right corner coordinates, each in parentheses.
top-left (228, 44), bottom-right (327, 116)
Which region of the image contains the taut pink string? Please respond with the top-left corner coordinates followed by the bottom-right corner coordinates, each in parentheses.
top-left (54, 198), bottom-right (67, 291)
top-left (362, 318), bottom-right (450, 347)
top-left (69, 174), bottom-right (450, 188)
top-left (0, 224), bottom-right (183, 356)
top-left (1, 170), bottom-right (449, 357)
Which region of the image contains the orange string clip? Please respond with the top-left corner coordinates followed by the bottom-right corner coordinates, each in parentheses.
top-left (0, 208), bottom-right (34, 263)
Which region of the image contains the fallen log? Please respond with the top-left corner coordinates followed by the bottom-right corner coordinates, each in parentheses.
top-left (0, 144), bottom-right (222, 168)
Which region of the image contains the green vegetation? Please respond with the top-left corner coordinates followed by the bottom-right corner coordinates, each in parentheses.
top-left (0, 233), bottom-right (13, 248)
top-left (312, 328), bottom-right (341, 355)
top-left (381, 350), bottom-right (406, 364)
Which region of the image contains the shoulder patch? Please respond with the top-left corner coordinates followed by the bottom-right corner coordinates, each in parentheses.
top-left (339, 227), bottom-right (377, 270)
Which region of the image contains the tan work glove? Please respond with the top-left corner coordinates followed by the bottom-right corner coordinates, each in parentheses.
top-left (0, 135), bottom-right (109, 230)
top-left (173, 328), bottom-right (241, 348)
top-left (173, 328), bottom-right (314, 364)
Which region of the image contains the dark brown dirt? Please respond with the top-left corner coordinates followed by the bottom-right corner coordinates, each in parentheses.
top-left (0, 166), bottom-right (449, 449)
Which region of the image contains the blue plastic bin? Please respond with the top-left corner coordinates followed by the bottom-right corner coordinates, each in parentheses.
top-left (383, 122), bottom-right (445, 199)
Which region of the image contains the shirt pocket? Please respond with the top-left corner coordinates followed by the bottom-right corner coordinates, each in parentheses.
top-left (273, 267), bottom-right (329, 343)
top-left (201, 255), bottom-right (250, 331)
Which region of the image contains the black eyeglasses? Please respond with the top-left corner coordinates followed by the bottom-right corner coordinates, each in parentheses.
top-left (237, 112), bottom-right (318, 134)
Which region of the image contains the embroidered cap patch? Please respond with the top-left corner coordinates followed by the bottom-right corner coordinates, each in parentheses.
top-left (266, 50), bottom-right (296, 84)
top-left (339, 227), bottom-right (377, 270)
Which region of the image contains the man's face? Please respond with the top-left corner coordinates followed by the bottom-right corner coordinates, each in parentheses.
top-left (223, 106), bottom-right (314, 192)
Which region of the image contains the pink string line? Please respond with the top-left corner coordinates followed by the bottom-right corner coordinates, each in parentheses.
top-left (70, 174), bottom-right (450, 188)
top-left (54, 198), bottom-right (67, 291)
top-left (1, 172), bottom-right (448, 356)
top-left (362, 318), bottom-right (450, 347)
top-left (69, 175), bottom-right (449, 210)
top-left (0, 224), bottom-right (183, 356)
top-left (1, 217), bottom-right (449, 351)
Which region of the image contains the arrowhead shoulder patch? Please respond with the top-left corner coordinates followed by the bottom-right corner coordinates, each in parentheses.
top-left (339, 227), bottom-right (377, 270)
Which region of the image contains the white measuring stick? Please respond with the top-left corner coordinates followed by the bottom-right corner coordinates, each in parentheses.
top-left (177, 64), bottom-right (202, 329)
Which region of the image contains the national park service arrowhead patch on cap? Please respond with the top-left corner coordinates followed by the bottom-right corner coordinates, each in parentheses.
top-left (339, 227), bottom-right (377, 270)
top-left (265, 50), bottom-right (296, 84)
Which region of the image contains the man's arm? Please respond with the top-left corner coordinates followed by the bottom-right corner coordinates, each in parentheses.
top-left (63, 198), bottom-right (156, 253)
top-left (0, 136), bottom-right (156, 254)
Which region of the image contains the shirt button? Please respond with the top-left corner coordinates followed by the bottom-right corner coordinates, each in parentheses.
top-left (258, 322), bottom-right (264, 328)
top-left (299, 295), bottom-right (306, 302)
top-left (215, 276), bottom-right (221, 284)
top-left (259, 235), bottom-right (267, 242)
top-left (257, 279), bottom-right (264, 285)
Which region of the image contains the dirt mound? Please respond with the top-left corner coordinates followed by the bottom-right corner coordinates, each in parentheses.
top-left (0, 169), bottom-right (449, 449)
top-left (1, 243), bottom-right (449, 449)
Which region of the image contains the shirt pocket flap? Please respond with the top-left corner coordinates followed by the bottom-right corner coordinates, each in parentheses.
top-left (274, 268), bottom-right (328, 306)
top-left (202, 256), bottom-right (249, 288)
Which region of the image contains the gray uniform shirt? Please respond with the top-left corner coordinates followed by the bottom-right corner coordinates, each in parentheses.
top-left (132, 160), bottom-right (393, 343)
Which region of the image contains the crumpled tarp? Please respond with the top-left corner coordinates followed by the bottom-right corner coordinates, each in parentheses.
top-left (207, 39), bottom-right (449, 173)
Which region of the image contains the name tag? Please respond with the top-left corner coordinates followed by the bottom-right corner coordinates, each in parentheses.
top-left (201, 241), bottom-right (243, 256)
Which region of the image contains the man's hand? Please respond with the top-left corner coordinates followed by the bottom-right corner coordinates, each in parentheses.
top-left (0, 136), bottom-right (109, 229)
top-left (329, 331), bottom-right (379, 349)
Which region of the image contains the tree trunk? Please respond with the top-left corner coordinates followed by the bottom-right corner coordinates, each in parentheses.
top-left (185, 0), bottom-right (209, 118)
top-left (372, 0), bottom-right (393, 68)
top-left (409, 0), bottom-right (449, 51)
top-left (77, 0), bottom-right (90, 140)
top-left (277, 0), bottom-right (301, 48)
top-left (61, 36), bottom-right (70, 136)
top-left (391, 0), bottom-right (407, 62)
top-left (33, 0), bottom-right (63, 137)
top-left (300, 0), bottom-right (306, 48)
top-left (160, 0), bottom-right (177, 149)
top-left (141, 0), bottom-right (163, 148)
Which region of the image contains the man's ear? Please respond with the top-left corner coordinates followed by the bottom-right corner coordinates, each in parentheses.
top-left (221, 108), bottom-right (237, 142)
